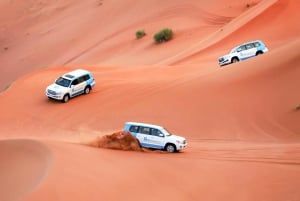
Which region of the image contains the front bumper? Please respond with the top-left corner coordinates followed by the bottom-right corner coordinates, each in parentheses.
top-left (46, 90), bottom-right (64, 100)
top-left (177, 142), bottom-right (188, 151)
top-left (218, 58), bottom-right (230, 66)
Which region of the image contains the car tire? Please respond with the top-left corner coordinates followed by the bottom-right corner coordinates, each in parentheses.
top-left (232, 57), bottom-right (239, 63)
top-left (84, 86), bottom-right (91, 94)
top-left (165, 144), bottom-right (176, 153)
top-left (256, 51), bottom-right (263, 56)
top-left (62, 94), bottom-right (70, 103)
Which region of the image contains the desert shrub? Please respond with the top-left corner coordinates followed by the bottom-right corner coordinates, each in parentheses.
top-left (136, 29), bottom-right (146, 39)
top-left (295, 104), bottom-right (300, 111)
top-left (3, 83), bottom-right (11, 91)
top-left (153, 28), bottom-right (173, 43)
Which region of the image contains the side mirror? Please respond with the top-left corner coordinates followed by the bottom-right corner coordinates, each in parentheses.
top-left (159, 133), bottom-right (164, 137)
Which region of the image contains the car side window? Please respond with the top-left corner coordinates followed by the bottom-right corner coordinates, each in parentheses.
top-left (246, 43), bottom-right (254, 49)
top-left (78, 76), bottom-right (85, 84)
top-left (83, 74), bottom-right (90, 81)
top-left (71, 79), bottom-right (79, 85)
top-left (237, 45), bottom-right (246, 52)
top-left (139, 127), bottom-right (150, 135)
top-left (129, 126), bottom-right (139, 133)
top-left (151, 128), bottom-right (164, 137)
top-left (254, 42), bottom-right (261, 47)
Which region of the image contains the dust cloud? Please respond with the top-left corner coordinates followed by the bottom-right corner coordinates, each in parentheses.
top-left (85, 131), bottom-right (143, 151)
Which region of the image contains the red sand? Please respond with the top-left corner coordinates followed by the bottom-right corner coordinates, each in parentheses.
top-left (0, 0), bottom-right (300, 201)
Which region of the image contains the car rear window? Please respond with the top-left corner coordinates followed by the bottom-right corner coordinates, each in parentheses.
top-left (129, 125), bottom-right (139, 133)
top-left (246, 43), bottom-right (254, 49)
top-left (254, 42), bottom-right (261, 47)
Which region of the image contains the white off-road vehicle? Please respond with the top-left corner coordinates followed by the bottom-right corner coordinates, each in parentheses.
top-left (124, 122), bottom-right (187, 152)
top-left (218, 40), bottom-right (269, 66)
top-left (46, 69), bottom-right (95, 103)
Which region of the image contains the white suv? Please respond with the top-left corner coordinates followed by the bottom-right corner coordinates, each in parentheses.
top-left (46, 69), bottom-right (95, 103)
top-left (124, 122), bottom-right (187, 152)
top-left (218, 40), bottom-right (268, 66)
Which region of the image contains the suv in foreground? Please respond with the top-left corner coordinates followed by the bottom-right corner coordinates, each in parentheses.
top-left (124, 122), bottom-right (187, 152)
top-left (218, 40), bottom-right (268, 66)
top-left (46, 69), bottom-right (95, 103)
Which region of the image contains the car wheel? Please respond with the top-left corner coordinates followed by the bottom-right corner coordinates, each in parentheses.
top-left (256, 51), bottom-right (263, 56)
top-left (84, 86), bottom-right (90, 94)
top-left (165, 144), bottom-right (176, 153)
top-left (62, 94), bottom-right (70, 103)
top-left (232, 57), bottom-right (239, 63)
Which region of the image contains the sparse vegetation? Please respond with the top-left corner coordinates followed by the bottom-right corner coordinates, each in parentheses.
top-left (153, 28), bottom-right (173, 44)
top-left (246, 2), bottom-right (258, 8)
top-left (295, 104), bottom-right (300, 111)
top-left (135, 29), bottom-right (146, 39)
top-left (4, 83), bottom-right (11, 91)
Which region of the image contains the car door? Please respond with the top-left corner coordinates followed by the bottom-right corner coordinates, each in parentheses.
top-left (246, 43), bottom-right (256, 58)
top-left (236, 45), bottom-right (248, 60)
top-left (70, 77), bottom-right (85, 97)
top-left (70, 78), bottom-right (79, 96)
top-left (243, 43), bottom-right (256, 59)
top-left (137, 126), bottom-right (155, 148)
top-left (77, 76), bottom-right (87, 93)
top-left (150, 128), bottom-right (165, 149)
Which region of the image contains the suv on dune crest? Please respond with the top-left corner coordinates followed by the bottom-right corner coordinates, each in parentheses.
top-left (124, 122), bottom-right (187, 153)
top-left (46, 69), bottom-right (95, 103)
top-left (218, 40), bottom-right (268, 66)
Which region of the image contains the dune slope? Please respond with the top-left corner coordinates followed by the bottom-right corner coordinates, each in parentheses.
top-left (0, 139), bottom-right (52, 201)
top-left (0, 0), bottom-right (299, 201)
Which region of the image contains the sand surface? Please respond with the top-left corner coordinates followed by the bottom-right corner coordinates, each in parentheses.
top-left (0, 0), bottom-right (300, 200)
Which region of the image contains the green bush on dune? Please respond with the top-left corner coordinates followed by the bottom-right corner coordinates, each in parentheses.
top-left (295, 104), bottom-right (300, 111)
top-left (153, 28), bottom-right (173, 44)
top-left (4, 83), bottom-right (11, 91)
top-left (136, 29), bottom-right (146, 39)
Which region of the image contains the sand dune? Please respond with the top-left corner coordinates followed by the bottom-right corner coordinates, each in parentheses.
top-left (0, 139), bottom-right (52, 201)
top-left (0, 0), bottom-right (300, 200)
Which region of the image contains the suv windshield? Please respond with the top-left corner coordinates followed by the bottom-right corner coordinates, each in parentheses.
top-left (162, 128), bottom-right (172, 136)
top-left (55, 77), bottom-right (71, 87)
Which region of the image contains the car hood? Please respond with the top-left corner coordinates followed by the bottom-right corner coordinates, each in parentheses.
top-left (167, 134), bottom-right (186, 142)
top-left (46, 83), bottom-right (69, 93)
top-left (219, 53), bottom-right (230, 59)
